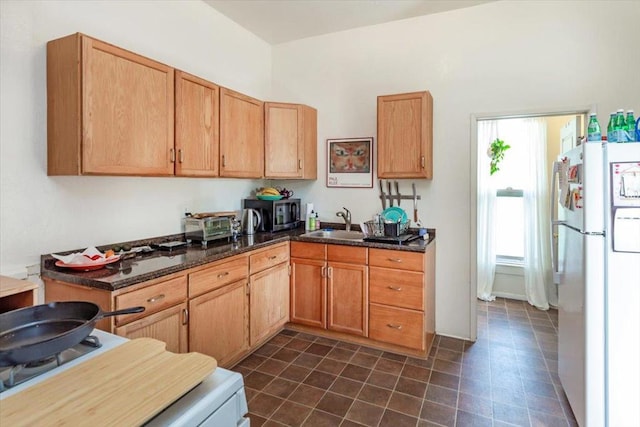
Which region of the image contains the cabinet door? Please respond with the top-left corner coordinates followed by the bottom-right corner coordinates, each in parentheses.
top-left (290, 257), bottom-right (326, 329)
top-left (219, 88), bottom-right (264, 178)
top-left (265, 102), bottom-right (304, 179)
top-left (188, 280), bottom-right (249, 367)
top-left (249, 262), bottom-right (290, 346)
top-left (263, 103), bottom-right (316, 179)
top-left (377, 91), bottom-right (432, 179)
top-left (327, 262), bottom-right (368, 336)
top-left (81, 36), bottom-right (175, 175)
top-left (114, 303), bottom-right (188, 353)
top-left (175, 71), bottom-right (219, 177)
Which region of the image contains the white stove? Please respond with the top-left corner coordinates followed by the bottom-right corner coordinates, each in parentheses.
top-left (0, 330), bottom-right (249, 426)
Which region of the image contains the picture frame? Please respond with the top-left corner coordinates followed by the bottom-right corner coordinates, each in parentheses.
top-left (326, 137), bottom-right (374, 188)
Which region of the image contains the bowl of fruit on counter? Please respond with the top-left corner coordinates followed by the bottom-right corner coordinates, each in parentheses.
top-left (256, 187), bottom-right (284, 200)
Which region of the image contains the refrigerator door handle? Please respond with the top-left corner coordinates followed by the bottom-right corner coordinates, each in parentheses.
top-left (550, 161), bottom-right (561, 280)
top-left (559, 222), bottom-right (605, 236)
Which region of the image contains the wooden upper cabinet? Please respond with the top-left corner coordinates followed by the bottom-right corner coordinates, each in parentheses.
top-left (264, 102), bottom-right (317, 179)
top-left (219, 87), bottom-right (264, 178)
top-left (47, 33), bottom-right (175, 176)
top-left (175, 71), bottom-right (219, 177)
top-left (377, 91), bottom-right (433, 179)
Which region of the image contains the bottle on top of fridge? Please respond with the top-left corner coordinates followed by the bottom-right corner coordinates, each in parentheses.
top-left (587, 113), bottom-right (601, 142)
top-left (626, 110), bottom-right (636, 142)
top-left (615, 109), bottom-right (628, 142)
top-left (607, 112), bottom-right (617, 143)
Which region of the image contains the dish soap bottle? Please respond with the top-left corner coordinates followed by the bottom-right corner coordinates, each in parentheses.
top-left (315, 212), bottom-right (320, 230)
top-left (308, 211), bottom-right (316, 230)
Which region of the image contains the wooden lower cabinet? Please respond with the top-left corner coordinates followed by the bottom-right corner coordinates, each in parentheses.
top-left (290, 256), bottom-right (326, 328)
top-left (114, 302), bottom-right (188, 353)
top-left (189, 280), bottom-right (249, 367)
top-left (290, 242), bottom-right (368, 337)
top-left (369, 303), bottom-right (424, 350)
top-left (327, 261), bottom-right (368, 336)
top-left (250, 262), bottom-right (290, 346)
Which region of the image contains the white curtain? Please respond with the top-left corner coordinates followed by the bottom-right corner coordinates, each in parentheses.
top-left (522, 118), bottom-right (552, 310)
top-left (477, 120), bottom-right (498, 301)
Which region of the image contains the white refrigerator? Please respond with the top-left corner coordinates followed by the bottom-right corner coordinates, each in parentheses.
top-left (552, 142), bottom-right (640, 427)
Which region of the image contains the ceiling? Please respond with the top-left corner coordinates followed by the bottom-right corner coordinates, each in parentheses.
top-left (204, 0), bottom-right (496, 44)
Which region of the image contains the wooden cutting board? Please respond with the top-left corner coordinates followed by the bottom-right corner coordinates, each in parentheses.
top-left (0, 338), bottom-right (217, 426)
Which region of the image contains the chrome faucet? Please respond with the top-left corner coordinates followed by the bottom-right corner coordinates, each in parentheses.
top-left (336, 207), bottom-right (352, 232)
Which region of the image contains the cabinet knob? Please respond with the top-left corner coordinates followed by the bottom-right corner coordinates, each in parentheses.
top-left (217, 272), bottom-right (229, 279)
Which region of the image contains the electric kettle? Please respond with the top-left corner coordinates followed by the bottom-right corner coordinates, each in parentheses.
top-left (241, 208), bottom-right (262, 235)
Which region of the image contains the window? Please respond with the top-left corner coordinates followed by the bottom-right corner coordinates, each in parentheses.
top-left (490, 119), bottom-right (529, 264)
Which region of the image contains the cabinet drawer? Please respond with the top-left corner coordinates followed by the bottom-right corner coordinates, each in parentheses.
top-left (369, 249), bottom-right (424, 272)
top-left (291, 241), bottom-right (325, 259)
top-left (327, 244), bottom-right (367, 265)
top-left (369, 267), bottom-right (424, 311)
top-left (369, 303), bottom-right (424, 350)
top-left (115, 276), bottom-right (187, 325)
top-left (189, 256), bottom-right (248, 297)
top-left (250, 243), bottom-right (289, 274)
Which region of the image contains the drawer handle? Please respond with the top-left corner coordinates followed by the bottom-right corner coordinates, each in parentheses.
top-left (217, 272), bottom-right (229, 279)
top-left (387, 258), bottom-right (402, 263)
top-left (387, 323), bottom-right (403, 330)
top-left (147, 294), bottom-right (165, 303)
top-left (387, 286), bottom-right (402, 291)
top-left (268, 255), bottom-right (278, 260)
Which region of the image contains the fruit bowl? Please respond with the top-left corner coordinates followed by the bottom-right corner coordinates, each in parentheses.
top-left (257, 194), bottom-right (284, 200)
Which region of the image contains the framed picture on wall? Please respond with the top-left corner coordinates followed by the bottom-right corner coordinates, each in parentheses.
top-left (326, 137), bottom-right (374, 188)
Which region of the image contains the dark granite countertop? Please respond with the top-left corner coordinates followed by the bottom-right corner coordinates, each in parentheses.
top-left (40, 224), bottom-right (435, 292)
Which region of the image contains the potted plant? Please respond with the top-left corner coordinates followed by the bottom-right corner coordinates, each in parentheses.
top-left (488, 138), bottom-right (510, 175)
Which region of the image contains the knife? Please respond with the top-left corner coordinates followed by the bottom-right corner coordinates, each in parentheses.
top-left (379, 180), bottom-right (386, 210)
top-left (394, 181), bottom-right (401, 207)
top-left (387, 181), bottom-right (393, 207)
top-left (412, 183), bottom-right (418, 223)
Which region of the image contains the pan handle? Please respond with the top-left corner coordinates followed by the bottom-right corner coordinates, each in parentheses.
top-left (98, 306), bottom-right (145, 319)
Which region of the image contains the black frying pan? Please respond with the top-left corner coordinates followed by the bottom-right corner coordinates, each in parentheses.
top-left (0, 301), bottom-right (144, 367)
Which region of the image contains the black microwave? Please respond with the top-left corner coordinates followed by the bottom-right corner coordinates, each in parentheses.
top-left (242, 198), bottom-right (301, 232)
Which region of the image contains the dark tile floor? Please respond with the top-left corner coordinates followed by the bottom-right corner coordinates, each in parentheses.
top-left (233, 298), bottom-right (577, 426)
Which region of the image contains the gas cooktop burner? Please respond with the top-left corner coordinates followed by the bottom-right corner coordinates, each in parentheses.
top-left (0, 335), bottom-right (102, 392)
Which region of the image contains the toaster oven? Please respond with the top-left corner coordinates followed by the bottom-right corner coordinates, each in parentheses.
top-left (185, 216), bottom-right (233, 245)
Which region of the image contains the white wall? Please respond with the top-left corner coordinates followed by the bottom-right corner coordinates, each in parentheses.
top-left (0, 1), bottom-right (271, 275)
top-left (271, 0), bottom-right (640, 339)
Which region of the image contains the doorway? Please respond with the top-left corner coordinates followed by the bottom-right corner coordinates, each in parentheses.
top-left (469, 108), bottom-right (588, 341)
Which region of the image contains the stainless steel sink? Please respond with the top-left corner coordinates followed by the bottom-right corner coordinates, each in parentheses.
top-left (300, 229), bottom-right (364, 241)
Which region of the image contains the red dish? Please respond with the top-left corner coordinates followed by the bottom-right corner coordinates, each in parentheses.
top-left (55, 256), bottom-right (120, 271)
